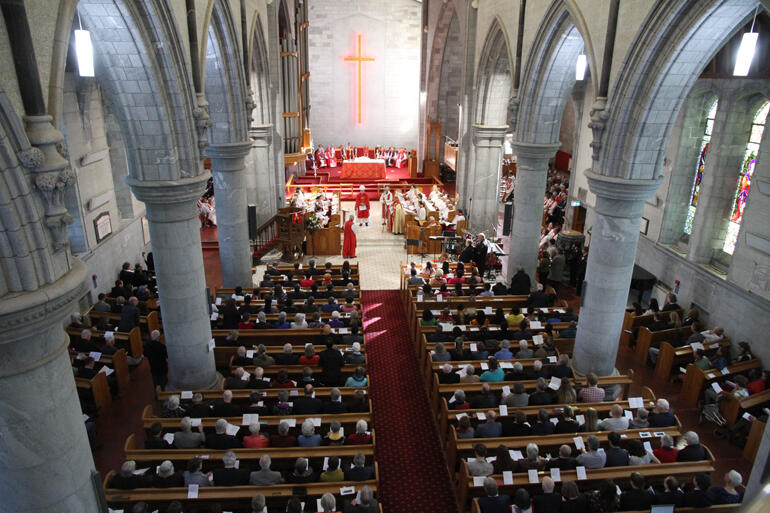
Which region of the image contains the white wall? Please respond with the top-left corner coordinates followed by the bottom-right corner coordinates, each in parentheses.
top-left (307, 0), bottom-right (421, 148)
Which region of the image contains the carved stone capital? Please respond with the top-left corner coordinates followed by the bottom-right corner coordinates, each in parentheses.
top-left (509, 92), bottom-right (520, 131)
top-left (17, 147), bottom-right (44, 169)
top-left (245, 92), bottom-right (257, 126)
top-left (588, 97), bottom-right (609, 162)
top-left (193, 96), bottom-right (213, 158)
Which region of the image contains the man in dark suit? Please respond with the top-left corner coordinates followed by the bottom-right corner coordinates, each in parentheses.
top-left (118, 296), bottom-right (140, 332)
top-left (144, 330), bottom-right (168, 390)
top-left (528, 379), bottom-right (554, 405)
top-left (677, 431), bottom-right (707, 461)
top-left (211, 390), bottom-right (241, 418)
top-left (533, 477), bottom-right (562, 513)
top-left (549, 353), bottom-right (574, 379)
top-left (319, 341), bottom-right (345, 386)
top-left (661, 293), bottom-right (681, 311)
top-left (275, 343), bottom-right (300, 365)
top-left (470, 383), bottom-right (498, 410)
top-left (77, 357), bottom-right (99, 379)
top-left (206, 419), bottom-right (241, 449)
top-left (288, 284), bottom-right (306, 300)
top-left (294, 384), bottom-right (323, 414)
top-left (654, 475), bottom-right (685, 507)
top-left (111, 279), bottom-right (130, 299)
top-left (110, 461), bottom-right (149, 489)
top-left (620, 472), bottom-right (654, 510)
top-left (604, 432), bottom-right (630, 467)
top-left (118, 262), bottom-right (135, 287)
top-left (684, 473), bottom-right (713, 507)
top-left (344, 452), bottom-right (375, 481)
top-left (648, 398), bottom-right (676, 427)
top-left (323, 388), bottom-right (348, 414)
top-left (477, 477), bottom-right (511, 513)
top-left (438, 364), bottom-right (461, 384)
top-left (72, 329), bottom-right (100, 353)
top-left (545, 445), bottom-right (578, 470)
top-left (509, 267), bottom-right (532, 295)
top-left (212, 451), bottom-right (250, 486)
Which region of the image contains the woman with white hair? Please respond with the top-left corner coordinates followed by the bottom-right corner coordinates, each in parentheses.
top-left (297, 419), bottom-right (321, 447)
top-left (708, 470), bottom-right (742, 504)
top-left (152, 460), bottom-right (183, 488)
top-left (161, 395), bottom-right (185, 418)
top-left (291, 312), bottom-right (308, 329)
top-left (319, 492), bottom-right (338, 512)
top-left (347, 419), bottom-right (372, 445)
top-left (274, 311), bottom-right (290, 329)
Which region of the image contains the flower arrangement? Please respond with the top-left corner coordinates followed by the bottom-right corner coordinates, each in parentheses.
top-left (305, 213), bottom-right (321, 233)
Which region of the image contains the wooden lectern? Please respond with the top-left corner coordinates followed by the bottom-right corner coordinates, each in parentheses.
top-left (276, 207), bottom-right (304, 261)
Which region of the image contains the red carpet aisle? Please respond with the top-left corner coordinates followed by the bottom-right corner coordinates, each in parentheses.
top-left (362, 290), bottom-right (458, 513)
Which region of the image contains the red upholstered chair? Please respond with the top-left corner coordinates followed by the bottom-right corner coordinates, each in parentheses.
top-left (356, 147), bottom-right (365, 157)
top-left (367, 148), bottom-right (375, 158)
top-left (335, 149), bottom-right (343, 160)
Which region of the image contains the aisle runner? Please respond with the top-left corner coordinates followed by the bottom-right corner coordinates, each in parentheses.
top-left (362, 290), bottom-right (458, 513)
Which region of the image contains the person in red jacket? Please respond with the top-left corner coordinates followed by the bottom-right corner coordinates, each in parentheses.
top-left (354, 185), bottom-right (370, 226)
top-left (347, 419), bottom-right (372, 445)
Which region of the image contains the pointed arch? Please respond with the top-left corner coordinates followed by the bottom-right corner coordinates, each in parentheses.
top-left (475, 17), bottom-right (513, 126)
top-left (249, 13), bottom-right (272, 126)
top-left (200, 0), bottom-right (250, 143)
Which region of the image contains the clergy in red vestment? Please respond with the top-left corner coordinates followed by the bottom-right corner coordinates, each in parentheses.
top-left (325, 146), bottom-right (337, 168)
top-left (354, 185), bottom-right (370, 226)
top-left (315, 147), bottom-right (327, 168)
top-left (343, 214), bottom-right (357, 258)
top-left (395, 148), bottom-right (407, 168)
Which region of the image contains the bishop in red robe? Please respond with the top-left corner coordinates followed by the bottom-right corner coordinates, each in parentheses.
top-left (354, 185), bottom-right (370, 226)
top-left (343, 214), bottom-right (357, 258)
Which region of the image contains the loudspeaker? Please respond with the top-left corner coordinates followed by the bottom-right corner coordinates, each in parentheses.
top-left (247, 205), bottom-right (258, 239)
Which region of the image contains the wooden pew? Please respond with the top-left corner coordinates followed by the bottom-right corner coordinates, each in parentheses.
top-left (436, 386), bottom-right (659, 446)
top-left (470, 499), bottom-right (741, 513)
top-left (680, 359), bottom-right (762, 404)
top-left (210, 328), bottom-right (362, 350)
top-left (743, 418), bottom-right (766, 462)
top-left (87, 309), bottom-right (159, 338)
top-left (654, 339), bottom-right (731, 381)
top-left (122, 432), bottom-right (376, 465)
top-left (720, 388), bottom-right (770, 428)
top-left (252, 262), bottom-right (360, 274)
top-left (105, 295), bottom-right (159, 313)
top-left (213, 343), bottom-right (364, 368)
top-left (619, 309), bottom-right (682, 347)
top-left (634, 326), bottom-right (697, 364)
top-left (456, 456), bottom-right (715, 512)
top-left (75, 371), bottom-right (111, 412)
top-left (66, 325), bottom-right (143, 359)
top-left (157, 386), bottom-right (369, 402)
top-left (71, 348), bottom-right (130, 395)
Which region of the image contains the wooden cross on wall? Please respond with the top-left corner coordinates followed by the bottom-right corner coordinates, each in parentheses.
top-left (344, 34), bottom-right (375, 125)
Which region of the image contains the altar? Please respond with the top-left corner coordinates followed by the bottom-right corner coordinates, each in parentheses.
top-left (340, 158), bottom-right (387, 179)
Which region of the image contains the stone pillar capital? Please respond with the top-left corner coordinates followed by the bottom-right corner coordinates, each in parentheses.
top-left (249, 124), bottom-right (274, 144)
top-left (472, 124), bottom-right (508, 146)
top-left (586, 170), bottom-right (662, 218)
top-left (127, 173), bottom-right (210, 223)
top-left (511, 140), bottom-right (561, 162)
top-left (205, 140), bottom-right (254, 167)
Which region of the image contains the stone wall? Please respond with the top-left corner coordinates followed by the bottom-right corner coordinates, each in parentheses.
top-left (307, 0), bottom-right (421, 148)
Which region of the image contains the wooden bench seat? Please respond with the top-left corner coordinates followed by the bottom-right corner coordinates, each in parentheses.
top-left (634, 326), bottom-right (700, 364)
top-left (71, 348), bottom-right (129, 395)
top-left (75, 371), bottom-right (111, 412)
top-left (619, 309), bottom-right (682, 347)
top-left (654, 339), bottom-right (731, 381)
top-left (87, 309), bottom-right (160, 338)
top-left (720, 388), bottom-right (770, 427)
top-left (210, 329), bottom-right (363, 349)
top-left (680, 359), bottom-right (762, 404)
top-left (66, 325), bottom-right (143, 358)
top-left (213, 343), bottom-right (364, 367)
top-left (471, 498), bottom-right (740, 513)
top-left (157, 386), bottom-right (370, 402)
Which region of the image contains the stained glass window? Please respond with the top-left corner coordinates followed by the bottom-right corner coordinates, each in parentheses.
top-left (684, 99), bottom-right (718, 235)
top-left (722, 101), bottom-right (769, 255)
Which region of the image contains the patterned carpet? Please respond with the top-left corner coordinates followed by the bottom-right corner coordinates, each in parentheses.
top-left (362, 290), bottom-right (458, 513)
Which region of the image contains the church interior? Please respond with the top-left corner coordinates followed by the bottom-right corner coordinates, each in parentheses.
top-left (2, 1), bottom-right (770, 512)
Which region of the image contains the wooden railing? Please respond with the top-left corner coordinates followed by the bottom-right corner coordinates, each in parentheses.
top-left (252, 214), bottom-right (278, 263)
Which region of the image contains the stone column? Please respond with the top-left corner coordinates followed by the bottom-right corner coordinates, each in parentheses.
top-left (249, 124), bottom-right (277, 228)
top-left (0, 259), bottom-right (103, 512)
top-left (468, 124), bottom-right (507, 233)
top-left (507, 141), bottom-right (561, 284)
top-left (206, 141), bottom-right (253, 288)
top-left (128, 175), bottom-right (220, 390)
top-left (572, 171), bottom-right (662, 377)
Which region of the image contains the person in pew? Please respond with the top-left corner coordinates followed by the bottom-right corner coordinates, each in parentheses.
top-left (293, 384), bottom-right (323, 414)
top-left (527, 284), bottom-right (550, 309)
top-left (548, 353), bottom-right (573, 379)
top-left (76, 357), bottom-right (99, 380)
top-left (560, 480), bottom-right (589, 513)
top-left (183, 457), bottom-right (212, 487)
top-left (578, 372), bottom-right (605, 402)
top-left (298, 419), bottom-right (322, 447)
top-left (516, 443), bottom-right (546, 472)
top-left (555, 405), bottom-right (581, 434)
top-left (599, 404), bottom-right (629, 431)
top-left (269, 420), bottom-right (297, 447)
top-left (502, 382), bottom-right (530, 407)
top-left (468, 443), bottom-right (494, 476)
top-left (118, 297), bottom-right (140, 332)
top-left (652, 475), bottom-right (685, 507)
top-left (144, 329), bottom-right (169, 390)
top-left (238, 311), bottom-right (254, 330)
top-left (489, 445), bottom-right (515, 474)
top-left (648, 398), bottom-right (676, 427)
top-left (501, 361), bottom-right (526, 381)
top-left (318, 492), bottom-right (341, 513)
top-left (460, 365), bottom-right (481, 383)
top-left (747, 368), bottom-right (768, 394)
top-left (477, 477), bottom-right (512, 513)
top-left (307, 311), bottom-right (324, 329)
top-left (273, 311), bottom-right (291, 329)
top-left (285, 457), bottom-right (316, 484)
top-left (274, 343), bottom-right (299, 366)
top-left (456, 415), bottom-right (475, 439)
top-left (677, 431), bottom-right (707, 461)
top-left (576, 435), bottom-right (606, 469)
top-left (249, 493), bottom-right (267, 513)
top-left (511, 488), bottom-right (533, 513)
top-left (684, 472), bottom-right (713, 507)
top-left (471, 383), bottom-right (498, 409)
top-left (224, 367), bottom-right (248, 389)
top-left (452, 389), bottom-right (470, 410)
top-left (532, 477), bottom-right (561, 513)
top-left (111, 461), bottom-right (149, 489)
top-left (327, 311), bottom-right (345, 329)
top-left (322, 387), bottom-right (348, 414)
top-left (211, 390), bottom-right (241, 417)
top-left (560, 321), bottom-right (578, 339)
top-left (242, 391), bottom-right (269, 416)
top-left (232, 346), bottom-right (252, 367)
top-left (319, 339), bottom-right (346, 386)
top-left (321, 420), bottom-right (345, 446)
top-left (185, 392), bottom-right (212, 417)
top-left (112, 278), bottom-right (130, 300)
top-left (479, 357), bottom-right (504, 382)
top-left (735, 341), bottom-right (753, 362)
top-left (70, 311), bottom-right (91, 330)
top-left (588, 479), bottom-right (621, 512)
top-left (343, 323), bottom-right (364, 346)
top-left (707, 469), bottom-right (742, 504)
top-left (220, 330), bottom-right (240, 347)
top-left (93, 293), bottom-right (111, 313)
top-left (661, 293), bottom-right (681, 312)
top-left (581, 407), bottom-right (599, 432)
top-left (249, 454), bottom-right (284, 486)
top-left (73, 329), bottom-right (99, 353)
top-left (320, 456), bottom-right (345, 482)
top-left (252, 344), bottom-right (275, 367)
top-left (545, 444), bottom-right (578, 470)
top-left (556, 378), bottom-right (578, 404)
top-left (243, 423), bottom-right (269, 449)
top-left (493, 339), bottom-right (513, 360)
top-left (531, 409), bottom-right (555, 436)
top-left (503, 410), bottom-right (533, 437)
top-left (530, 360), bottom-right (549, 380)
top-left (343, 484), bottom-right (378, 513)
top-left (206, 419), bottom-right (241, 449)
top-left (620, 472), bottom-right (654, 511)
top-left (652, 434), bottom-right (679, 463)
top-left (212, 451), bottom-right (250, 486)
top-left (321, 296), bottom-right (340, 314)
top-left (475, 410), bottom-right (503, 438)
top-left (145, 422), bottom-right (172, 449)
top-left (603, 431), bottom-right (629, 467)
top-left (348, 419), bottom-right (372, 445)
top-left (628, 439), bottom-right (660, 465)
top-left (345, 342), bottom-right (366, 365)
top-left (272, 390), bottom-right (293, 415)
top-left (173, 417), bottom-right (206, 448)
top-left (528, 378), bottom-right (554, 405)
top-left (250, 311), bottom-right (268, 330)
top-left (448, 338), bottom-right (470, 361)
top-left (511, 320), bottom-right (532, 341)
top-left (161, 395), bottom-right (186, 418)
top-left (438, 364), bottom-right (460, 384)
top-left (628, 407), bottom-right (649, 429)
top-left (152, 460), bottom-right (184, 488)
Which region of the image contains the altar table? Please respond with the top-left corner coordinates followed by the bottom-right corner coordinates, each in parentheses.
top-left (340, 159), bottom-right (387, 179)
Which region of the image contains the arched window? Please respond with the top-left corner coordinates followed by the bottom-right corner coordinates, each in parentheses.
top-left (722, 100), bottom-right (769, 255)
top-left (684, 99), bottom-right (718, 235)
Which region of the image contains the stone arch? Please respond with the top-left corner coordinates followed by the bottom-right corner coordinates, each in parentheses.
top-left (474, 17), bottom-right (513, 126)
top-left (427, 3), bottom-right (459, 122)
top-left (200, 0), bottom-right (249, 143)
top-left (600, 0), bottom-right (768, 180)
top-left (63, 0), bottom-right (201, 181)
top-left (249, 13), bottom-right (272, 126)
top-left (515, 4), bottom-right (595, 144)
